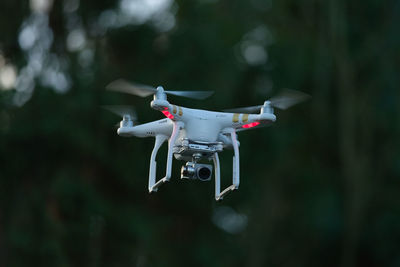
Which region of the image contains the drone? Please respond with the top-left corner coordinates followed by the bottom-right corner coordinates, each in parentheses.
top-left (105, 79), bottom-right (309, 200)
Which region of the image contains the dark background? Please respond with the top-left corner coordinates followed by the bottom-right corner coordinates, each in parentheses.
top-left (1, 0), bottom-right (399, 266)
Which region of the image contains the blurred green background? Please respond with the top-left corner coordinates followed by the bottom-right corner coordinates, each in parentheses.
top-left (1, 0), bottom-right (399, 266)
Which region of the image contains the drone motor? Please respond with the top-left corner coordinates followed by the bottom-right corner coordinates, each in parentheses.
top-left (261, 101), bottom-right (274, 114)
top-left (120, 115), bottom-right (134, 128)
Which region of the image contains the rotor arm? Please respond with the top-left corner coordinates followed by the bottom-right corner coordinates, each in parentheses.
top-left (215, 128), bottom-right (240, 201)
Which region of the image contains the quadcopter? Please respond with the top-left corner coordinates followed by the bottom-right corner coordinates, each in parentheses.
top-left (105, 79), bottom-right (309, 200)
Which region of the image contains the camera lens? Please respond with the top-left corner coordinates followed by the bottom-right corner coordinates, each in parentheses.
top-left (197, 167), bottom-right (211, 181)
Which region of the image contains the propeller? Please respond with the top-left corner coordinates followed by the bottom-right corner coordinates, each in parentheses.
top-left (107, 79), bottom-right (214, 100)
top-left (102, 105), bottom-right (138, 124)
top-left (224, 89), bottom-right (310, 113)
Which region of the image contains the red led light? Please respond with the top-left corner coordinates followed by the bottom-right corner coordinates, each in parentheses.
top-left (242, 122), bottom-right (260, 128)
top-left (162, 110), bottom-right (174, 119)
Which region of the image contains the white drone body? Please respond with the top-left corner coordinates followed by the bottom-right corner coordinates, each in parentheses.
top-left (106, 80), bottom-right (308, 200)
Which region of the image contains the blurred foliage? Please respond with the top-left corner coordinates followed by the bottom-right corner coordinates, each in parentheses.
top-left (0, 0), bottom-right (400, 266)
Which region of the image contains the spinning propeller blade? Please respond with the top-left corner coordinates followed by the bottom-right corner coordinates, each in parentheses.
top-left (165, 90), bottom-right (214, 100)
top-left (107, 79), bottom-right (214, 100)
top-left (223, 105), bottom-right (263, 114)
top-left (106, 79), bottom-right (156, 97)
top-left (224, 89), bottom-right (310, 113)
top-left (102, 105), bottom-right (138, 122)
top-left (268, 89), bottom-right (310, 110)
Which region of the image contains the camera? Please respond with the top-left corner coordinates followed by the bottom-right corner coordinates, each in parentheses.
top-left (181, 162), bottom-right (213, 181)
